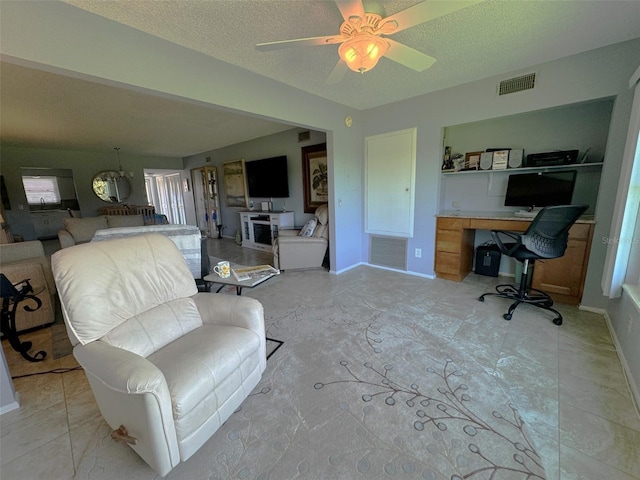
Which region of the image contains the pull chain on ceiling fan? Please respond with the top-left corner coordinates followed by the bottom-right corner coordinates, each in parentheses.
top-left (256, 0), bottom-right (482, 84)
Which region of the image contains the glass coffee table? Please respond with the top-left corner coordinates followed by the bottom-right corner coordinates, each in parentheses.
top-left (203, 264), bottom-right (279, 296)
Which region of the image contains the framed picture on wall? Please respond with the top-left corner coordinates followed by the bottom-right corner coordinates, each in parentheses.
top-left (222, 159), bottom-right (249, 208)
top-left (302, 143), bottom-right (328, 213)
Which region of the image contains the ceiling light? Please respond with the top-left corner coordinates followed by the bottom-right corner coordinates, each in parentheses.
top-left (114, 147), bottom-right (134, 180)
top-left (338, 34), bottom-right (389, 73)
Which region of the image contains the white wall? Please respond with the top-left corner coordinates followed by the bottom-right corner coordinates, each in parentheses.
top-left (1, 2), bottom-right (639, 296)
top-left (362, 38), bottom-right (640, 299)
top-left (0, 0), bottom-right (362, 272)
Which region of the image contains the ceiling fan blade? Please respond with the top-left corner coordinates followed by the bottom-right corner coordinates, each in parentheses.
top-left (324, 60), bottom-right (349, 85)
top-left (385, 0), bottom-right (483, 33)
top-left (335, 0), bottom-right (365, 22)
top-left (256, 35), bottom-right (342, 51)
top-left (385, 39), bottom-right (436, 72)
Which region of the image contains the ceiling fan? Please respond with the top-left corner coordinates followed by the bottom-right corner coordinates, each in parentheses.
top-left (256, 0), bottom-right (482, 84)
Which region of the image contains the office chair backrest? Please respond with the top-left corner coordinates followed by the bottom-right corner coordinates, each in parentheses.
top-left (522, 205), bottom-right (589, 258)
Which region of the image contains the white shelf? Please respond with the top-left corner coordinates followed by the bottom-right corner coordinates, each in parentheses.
top-left (441, 162), bottom-right (603, 176)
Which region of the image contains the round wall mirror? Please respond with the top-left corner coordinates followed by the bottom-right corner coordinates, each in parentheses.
top-left (92, 171), bottom-right (132, 203)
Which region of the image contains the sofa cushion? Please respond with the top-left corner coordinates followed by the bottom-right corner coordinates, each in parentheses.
top-left (299, 218), bottom-right (317, 237)
top-left (107, 214), bottom-right (144, 228)
top-left (64, 216), bottom-right (108, 243)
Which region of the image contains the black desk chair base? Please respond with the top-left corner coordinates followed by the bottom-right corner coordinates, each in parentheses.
top-left (478, 264), bottom-right (563, 325)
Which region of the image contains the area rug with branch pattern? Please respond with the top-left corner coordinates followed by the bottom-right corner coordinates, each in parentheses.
top-left (150, 302), bottom-right (547, 480)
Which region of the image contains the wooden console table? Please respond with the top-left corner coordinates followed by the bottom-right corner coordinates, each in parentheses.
top-left (435, 211), bottom-right (595, 305)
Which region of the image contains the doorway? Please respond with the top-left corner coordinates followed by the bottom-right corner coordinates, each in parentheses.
top-left (144, 170), bottom-right (187, 224)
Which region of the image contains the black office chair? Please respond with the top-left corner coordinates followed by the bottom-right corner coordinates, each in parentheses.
top-left (478, 204), bottom-right (588, 326)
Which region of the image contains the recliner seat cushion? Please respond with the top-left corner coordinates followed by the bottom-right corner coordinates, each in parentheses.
top-left (148, 324), bottom-right (261, 440)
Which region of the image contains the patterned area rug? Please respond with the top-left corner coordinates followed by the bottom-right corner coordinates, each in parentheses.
top-left (161, 302), bottom-right (546, 480)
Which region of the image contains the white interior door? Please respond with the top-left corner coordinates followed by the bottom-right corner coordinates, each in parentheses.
top-left (365, 128), bottom-right (417, 237)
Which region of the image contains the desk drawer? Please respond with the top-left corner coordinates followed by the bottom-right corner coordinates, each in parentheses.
top-left (435, 251), bottom-right (462, 275)
top-left (469, 219), bottom-right (530, 231)
top-left (436, 230), bottom-right (463, 253)
top-left (437, 217), bottom-right (469, 230)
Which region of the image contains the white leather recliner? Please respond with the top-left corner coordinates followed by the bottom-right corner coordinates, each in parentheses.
top-left (273, 203), bottom-right (329, 270)
top-left (51, 234), bottom-right (266, 476)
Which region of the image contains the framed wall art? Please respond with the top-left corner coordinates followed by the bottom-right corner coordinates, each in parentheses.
top-left (222, 159), bottom-right (248, 208)
top-left (302, 143), bottom-right (328, 213)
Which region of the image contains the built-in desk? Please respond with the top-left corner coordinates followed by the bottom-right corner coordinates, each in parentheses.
top-left (435, 211), bottom-right (595, 305)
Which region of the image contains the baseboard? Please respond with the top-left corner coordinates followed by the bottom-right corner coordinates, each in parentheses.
top-left (597, 308), bottom-right (640, 420)
top-left (332, 262), bottom-right (366, 275)
top-left (0, 400), bottom-right (20, 415)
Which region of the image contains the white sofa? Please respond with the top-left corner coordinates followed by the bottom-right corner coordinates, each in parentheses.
top-left (273, 203), bottom-right (329, 270)
top-left (51, 234), bottom-right (266, 476)
top-left (91, 224), bottom-right (203, 279)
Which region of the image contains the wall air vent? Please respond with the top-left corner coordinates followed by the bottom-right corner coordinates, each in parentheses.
top-left (369, 235), bottom-right (407, 270)
top-left (498, 73), bottom-right (536, 96)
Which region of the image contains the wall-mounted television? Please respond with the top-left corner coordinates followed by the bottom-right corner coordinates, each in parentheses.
top-left (504, 170), bottom-right (577, 209)
top-left (245, 155), bottom-right (290, 198)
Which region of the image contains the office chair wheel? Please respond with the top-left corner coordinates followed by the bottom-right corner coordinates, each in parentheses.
top-left (553, 317), bottom-right (563, 326)
top-left (478, 296), bottom-right (485, 302)
top-left (503, 313), bottom-right (512, 321)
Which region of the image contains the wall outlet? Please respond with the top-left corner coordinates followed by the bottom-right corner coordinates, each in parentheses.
top-left (452, 201), bottom-right (460, 208)
top-left (415, 248), bottom-right (422, 258)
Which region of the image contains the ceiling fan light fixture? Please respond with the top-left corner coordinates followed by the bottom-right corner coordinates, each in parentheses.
top-left (339, 35), bottom-right (388, 73)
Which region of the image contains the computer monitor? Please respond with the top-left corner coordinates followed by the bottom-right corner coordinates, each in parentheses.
top-left (504, 170), bottom-right (577, 209)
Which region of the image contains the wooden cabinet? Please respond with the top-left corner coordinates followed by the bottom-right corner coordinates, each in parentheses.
top-left (434, 217), bottom-right (473, 281)
top-left (191, 167), bottom-right (220, 238)
top-left (31, 210), bottom-right (66, 239)
top-left (239, 211), bottom-right (294, 251)
top-left (434, 214), bottom-right (594, 304)
top-left (531, 223), bottom-right (594, 304)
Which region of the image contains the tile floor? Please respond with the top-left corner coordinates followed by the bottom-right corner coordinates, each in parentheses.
top-left (1, 238), bottom-right (639, 479)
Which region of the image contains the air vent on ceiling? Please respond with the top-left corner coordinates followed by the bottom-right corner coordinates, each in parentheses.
top-left (498, 73), bottom-right (536, 96)
top-left (369, 235), bottom-right (407, 270)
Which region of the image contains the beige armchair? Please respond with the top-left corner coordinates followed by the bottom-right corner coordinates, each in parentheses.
top-left (273, 203), bottom-right (329, 270)
top-left (52, 234), bottom-right (266, 476)
top-left (0, 241), bottom-right (55, 332)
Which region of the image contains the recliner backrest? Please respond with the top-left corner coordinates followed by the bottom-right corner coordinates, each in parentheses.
top-left (522, 205), bottom-right (588, 258)
top-left (312, 203), bottom-right (329, 239)
top-left (52, 234), bottom-right (198, 346)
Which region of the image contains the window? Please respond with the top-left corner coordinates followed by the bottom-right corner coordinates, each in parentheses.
top-left (22, 176), bottom-right (61, 205)
top-left (144, 171), bottom-right (186, 224)
top-left (603, 66), bottom-right (640, 297)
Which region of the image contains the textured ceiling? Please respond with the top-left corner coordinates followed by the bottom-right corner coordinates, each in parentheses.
top-left (2, 0), bottom-right (640, 157)
top-left (63, 0), bottom-right (640, 109)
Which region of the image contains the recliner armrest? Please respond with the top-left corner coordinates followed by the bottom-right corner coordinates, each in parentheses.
top-left (192, 293), bottom-right (264, 333)
top-left (75, 341), bottom-right (169, 395)
top-left (192, 293), bottom-right (266, 372)
top-left (74, 341), bottom-right (180, 476)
